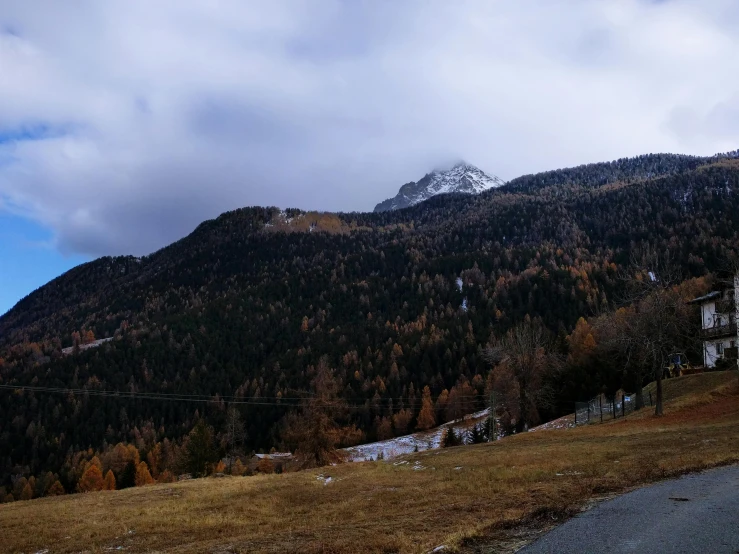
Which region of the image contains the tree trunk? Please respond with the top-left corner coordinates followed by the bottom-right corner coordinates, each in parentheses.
top-left (654, 369), bottom-right (664, 416)
top-left (635, 384), bottom-right (644, 410)
top-left (517, 386), bottom-right (527, 433)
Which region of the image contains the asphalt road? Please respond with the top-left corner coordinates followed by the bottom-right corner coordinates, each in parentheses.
top-left (520, 465), bottom-right (739, 554)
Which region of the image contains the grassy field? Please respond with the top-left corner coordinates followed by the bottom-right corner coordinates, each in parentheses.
top-left (2, 371), bottom-right (738, 554)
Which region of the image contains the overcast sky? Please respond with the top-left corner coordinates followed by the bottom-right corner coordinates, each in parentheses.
top-left (1, 0), bottom-right (739, 282)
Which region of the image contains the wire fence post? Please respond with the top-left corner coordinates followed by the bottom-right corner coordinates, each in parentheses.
top-left (574, 403), bottom-right (577, 426)
top-left (599, 396), bottom-right (603, 423)
top-left (649, 391), bottom-right (653, 406)
top-left (622, 392), bottom-right (626, 418)
top-left (488, 391), bottom-right (497, 441)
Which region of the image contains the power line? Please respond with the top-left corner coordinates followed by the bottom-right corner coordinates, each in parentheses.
top-left (0, 383), bottom-right (488, 411)
top-left (0, 383), bottom-right (485, 402)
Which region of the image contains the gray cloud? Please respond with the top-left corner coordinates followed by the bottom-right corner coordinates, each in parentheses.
top-left (1, 0), bottom-right (738, 256)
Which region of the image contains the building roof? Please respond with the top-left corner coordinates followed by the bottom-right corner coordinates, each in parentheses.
top-left (254, 452), bottom-right (293, 460)
top-left (688, 291), bottom-right (722, 305)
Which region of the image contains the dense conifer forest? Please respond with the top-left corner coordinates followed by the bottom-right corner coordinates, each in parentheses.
top-left (1, 151), bottom-right (738, 500)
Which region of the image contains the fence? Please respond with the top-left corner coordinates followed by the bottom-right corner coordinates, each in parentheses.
top-left (574, 391), bottom-right (653, 426)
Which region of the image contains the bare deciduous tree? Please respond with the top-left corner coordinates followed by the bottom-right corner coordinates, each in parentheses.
top-left (221, 405), bottom-right (246, 474)
top-left (617, 250), bottom-right (696, 416)
top-left (484, 316), bottom-right (560, 432)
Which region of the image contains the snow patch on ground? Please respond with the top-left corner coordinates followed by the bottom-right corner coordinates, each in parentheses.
top-left (316, 474), bottom-right (333, 485)
top-left (344, 408), bottom-right (490, 462)
top-left (529, 413), bottom-right (575, 432)
top-left (61, 337), bottom-right (114, 356)
top-left (345, 406), bottom-right (577, 463)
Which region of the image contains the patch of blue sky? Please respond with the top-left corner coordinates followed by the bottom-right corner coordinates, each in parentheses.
top-left (0, 212), bottom-right (89, 316)
top-left (0, 122), bottom-right (76, 144)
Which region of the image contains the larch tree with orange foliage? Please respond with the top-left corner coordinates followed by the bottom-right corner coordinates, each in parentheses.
top-left (47, 480), bottom-right (65, 496)
top-left (416, 386), bottom-right (436, 430)
top-left (374, 415), bottom-right (393, 440)
top-left (281, 356), bottom-right (363, 467)
top-left (19, 483), bottom-right (33, 500)
top-left (256, 457), bottom-right (274, 474)
top-left (146, 443), bottom-right (162, 479)
top-left (104, 470), bottom-right (116, 490)
top-left (231, 459), bottom-right (245, 476)
top-left (78, 465), bottom-right (105, 492)
top-left (434, 389), bottom-right (449, 423)
top-left (134, 461), bottom-right (154, 486)
top-left (445, 379), bottom-right (477, 422)
top-left (392, 408), bottom-right (413, 435)
top-left (566, 317), bottom-right (597, 369)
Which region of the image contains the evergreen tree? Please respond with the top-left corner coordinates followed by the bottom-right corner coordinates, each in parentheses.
top-left (186, 420), bottom-right (217, 477)
top-left (442, 427), bottom-right (461, 448)
top-left (482, 418), bottom-right (494, 442)
top-left (469, 424), bottom-right (486, 444)
top-left (118, 461), bottom-right (137, 489)
top-left (12, 477), bottom-right (28, 499)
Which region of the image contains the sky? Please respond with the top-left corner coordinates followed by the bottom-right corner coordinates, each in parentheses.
top-left (1, 0), bottom-right (739, 315)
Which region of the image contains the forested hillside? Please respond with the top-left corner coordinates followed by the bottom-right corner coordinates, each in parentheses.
top-left (1, 152), bottom-right (738, 500)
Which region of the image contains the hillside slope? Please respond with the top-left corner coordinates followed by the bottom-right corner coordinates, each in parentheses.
top-left (1, 154), bottom-right (739, 494)
top-left (1, 373), bottom-right (736, 554)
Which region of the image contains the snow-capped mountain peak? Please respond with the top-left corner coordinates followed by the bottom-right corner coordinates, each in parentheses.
top-left (374, 161), bottom-right (505, 212)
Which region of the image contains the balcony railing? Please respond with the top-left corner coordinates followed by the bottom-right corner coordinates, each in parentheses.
top-left (700, 322), bottom-right (737, 340)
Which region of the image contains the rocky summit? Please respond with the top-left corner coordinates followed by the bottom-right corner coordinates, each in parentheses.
top-left (373, 161), bottom-right (505, 212)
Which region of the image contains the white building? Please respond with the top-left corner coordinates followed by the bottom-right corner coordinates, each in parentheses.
top-left (689, 277), bottom-right (739, 368)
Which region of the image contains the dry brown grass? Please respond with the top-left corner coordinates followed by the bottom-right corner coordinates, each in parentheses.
top-left (2, 372), bottom-right (739, 554)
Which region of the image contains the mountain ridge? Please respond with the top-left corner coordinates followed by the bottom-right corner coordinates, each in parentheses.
top-left (4, 151), bottom-right (739, 346)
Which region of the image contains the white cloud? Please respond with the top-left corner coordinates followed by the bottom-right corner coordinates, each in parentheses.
top-left (0, 0), bottom-right (738, 256)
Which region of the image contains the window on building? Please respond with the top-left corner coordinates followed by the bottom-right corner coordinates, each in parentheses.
top-left (716, 343), bottom-right (724, 355)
